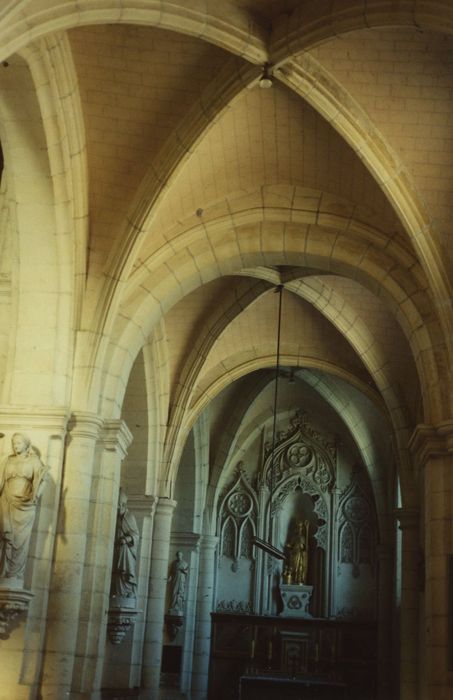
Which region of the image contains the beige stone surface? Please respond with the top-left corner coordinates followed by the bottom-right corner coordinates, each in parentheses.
top-left (0, 2), bottom-right (453, 699)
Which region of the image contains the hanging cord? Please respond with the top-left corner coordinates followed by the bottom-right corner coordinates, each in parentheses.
top-left (251, 284), bottom-right (286, 561)
top-left (268, 285), bottom-right (283, 544)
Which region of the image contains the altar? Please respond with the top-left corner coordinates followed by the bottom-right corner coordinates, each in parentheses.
top-left (208, 612), bottom-right (377, 700)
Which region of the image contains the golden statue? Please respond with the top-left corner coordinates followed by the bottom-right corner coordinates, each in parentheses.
top-left (284, 519), bottom-right (309, 585)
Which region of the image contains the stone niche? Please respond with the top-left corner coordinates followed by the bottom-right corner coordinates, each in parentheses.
top-left (215, 409), bottom-right (377, 621)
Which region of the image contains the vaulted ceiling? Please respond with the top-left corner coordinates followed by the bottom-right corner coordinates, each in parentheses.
top-left (1, 1), bottom-right (452, 506)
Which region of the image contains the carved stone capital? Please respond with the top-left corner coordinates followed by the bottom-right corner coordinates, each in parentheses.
top-left (409, 421), bottom-right (453, 468)
top-left (99, 419), bottom-right (133, 459)
top-left (67, 412), bottom-right (104, 442)
top-left (0, 582), bottom-right (33, 638)
top-left (155, 497), bottom-right (177, 518)
top-left (128, 494), bottom-right (158, 517)
top-left (171, 531), bottom-right (201, 550)
top-left (199, 535), bottom-right (219, 552)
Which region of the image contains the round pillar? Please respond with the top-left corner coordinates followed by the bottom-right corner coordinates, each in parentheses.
top-left (191, 535), bottom-right (218, 700)
top-left (40, 412), bottom-right (103, 699)
top-left (141, 497), bottom-right (176, 695)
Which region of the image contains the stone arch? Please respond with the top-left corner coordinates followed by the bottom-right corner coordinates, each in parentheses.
top-left (270, 0), bottom-right (453, 65)
top-left (96, 212), bottom-right (448, 424)
top-left (0, 0), bottom-right (267, 66)
top-left (167, 356), bottom-right (383, 494)
top-left (162, 279), bottom-right (271, 478)
top-left (0, 41), bottom-right (81, 405)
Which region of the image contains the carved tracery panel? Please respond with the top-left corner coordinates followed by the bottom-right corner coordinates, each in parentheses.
top-left (337, 468), bottom-right (376, 578)
top-left (218, 465), bottom-right (257, 573)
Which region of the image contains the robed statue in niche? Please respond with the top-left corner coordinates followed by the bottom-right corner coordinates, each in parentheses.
top-left (284, 519), bottom-right (310, 585)
top-left (0, 433), bottom-right (47, 581)
top-left (111, 488), bottom-right (139, 599)
top-left (168, 550), bottom-right (189, 615)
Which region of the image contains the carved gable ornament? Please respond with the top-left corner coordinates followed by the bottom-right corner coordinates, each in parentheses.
top-left (262, 409), bottom-right (336, 494)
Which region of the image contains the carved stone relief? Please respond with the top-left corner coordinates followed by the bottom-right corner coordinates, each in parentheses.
top-left (216, 599), bottom-right (253, 614)
top-left (337, 469), bottom-right (375, 578)
top-left (218, 465), bottom-right (257, 573)
top-left (262, 410), bottom-right (336, 494)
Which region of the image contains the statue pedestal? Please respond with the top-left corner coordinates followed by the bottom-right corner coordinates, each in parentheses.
top-left (0, 579), bottom-right (34, 637)
top-left (107, 595), bottom-right (139, 644)
top-left (165, 611), bottom-right (184, 640)
top-left (279, 583), bottom-right (313, 618)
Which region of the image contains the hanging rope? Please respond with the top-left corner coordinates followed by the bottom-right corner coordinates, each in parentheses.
top-left (252, 284), bottom-right (286, 560)
top-left (268, 284), bottom-right (283, 544)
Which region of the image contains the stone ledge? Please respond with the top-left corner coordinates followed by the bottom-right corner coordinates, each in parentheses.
top-left (0, 582), bottom-right (34, 638)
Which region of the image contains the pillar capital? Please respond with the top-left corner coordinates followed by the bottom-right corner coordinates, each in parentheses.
top-left (199, 535), bottom-right (219, 551)
top-left (155, 497), bottom-right (177, 517)
top-left (99, 418), bottom-right (133, 459)
top-left (409, 420), bottom-right (453, 468)
top-left (128, 494), bottom-right (158, 517)
top-left (67, 411), bottom-right (104, 441)
top-left (171, 531), bottom-right (201, 550)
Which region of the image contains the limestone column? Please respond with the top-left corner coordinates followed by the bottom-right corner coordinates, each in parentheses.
top-left (409, 421), bottom-right (453, 700)
top-left (39, 412), bottom-right (103, 700)
top-left (191, 535), bottom-right (218, 700)
top-left (128, 495), bottom-right (158, 688)
top-left (141, 497), bottom-right (176, 695)
top-left (170, 531), bottom-right (201, 694)
top-left (396, 507), bottom-right (420, 700)
top-left (71, 419), bottom-right (133, 697)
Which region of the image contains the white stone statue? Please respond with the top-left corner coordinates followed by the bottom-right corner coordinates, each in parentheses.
top-left (0, 433), bottom-right (47, 581)
top-left (111, 488), bottom-right (139, 599)
top-left (168, 550), bottom-right (189, 615)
